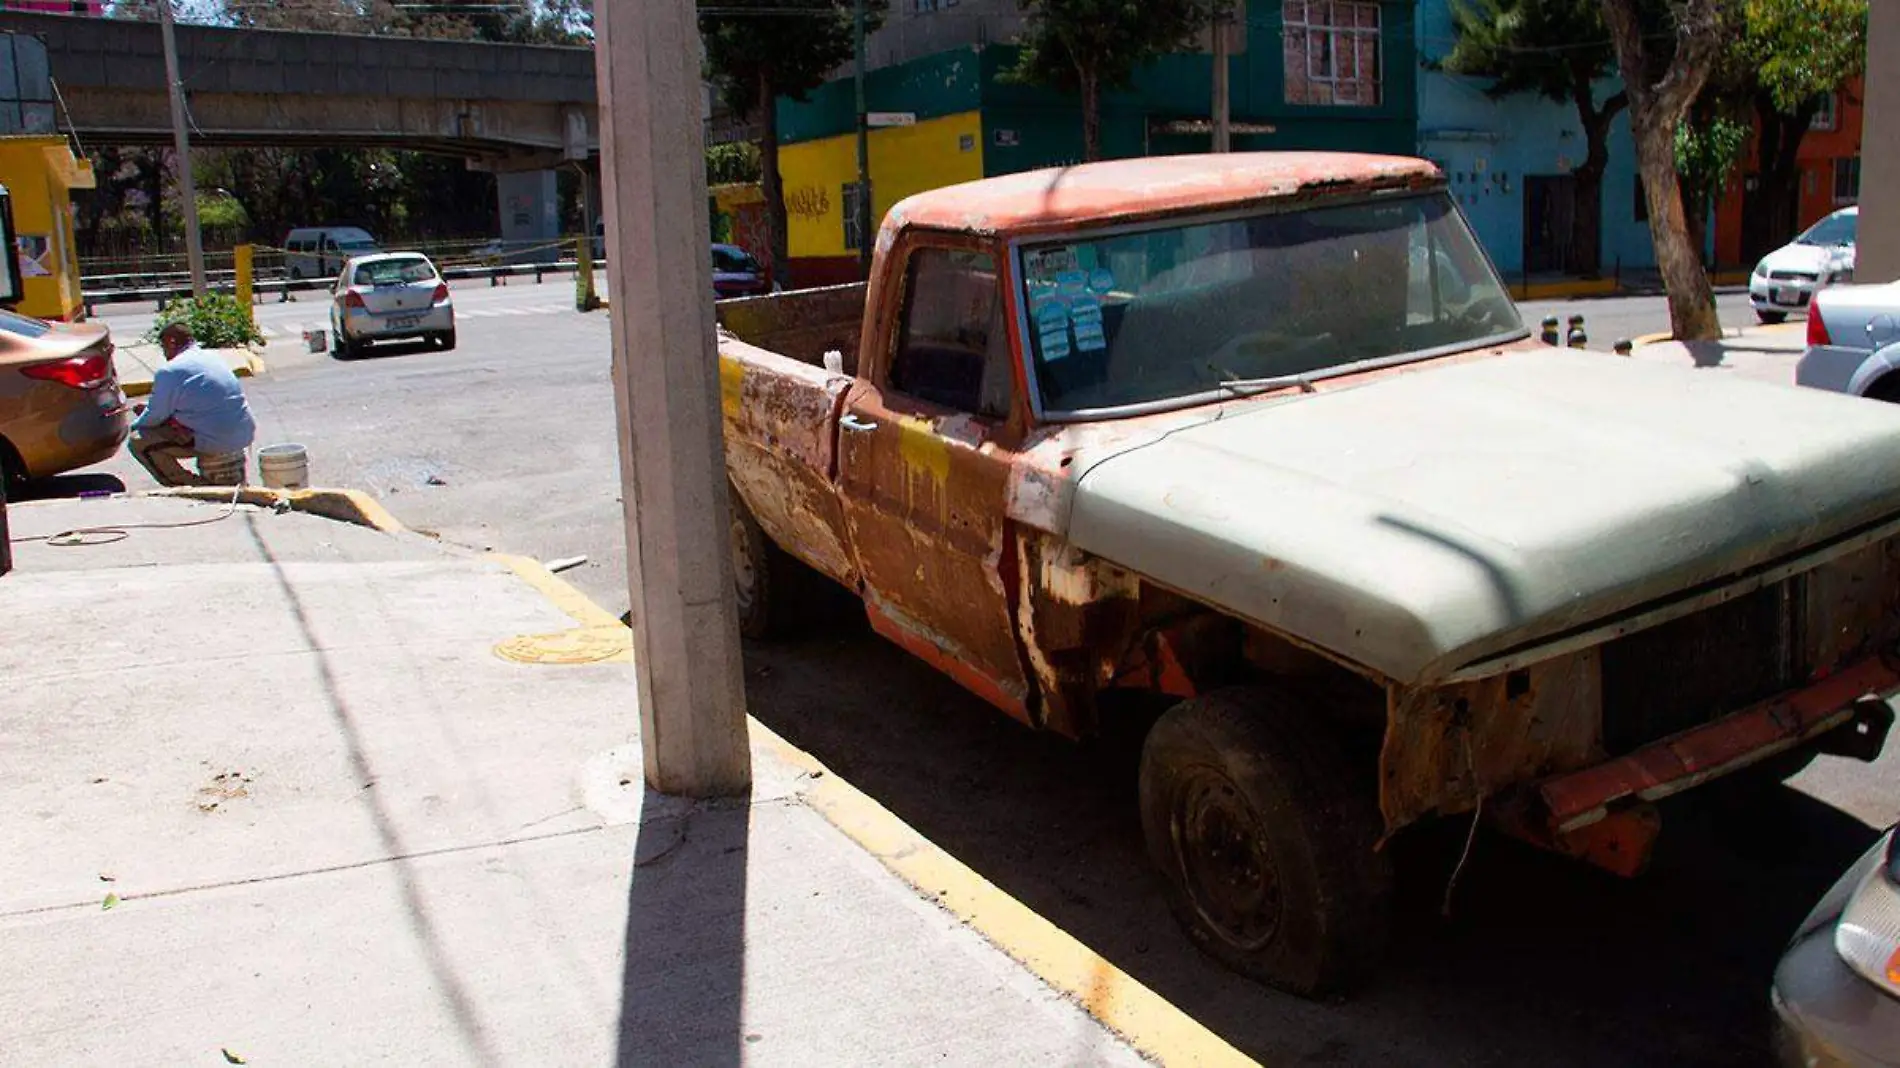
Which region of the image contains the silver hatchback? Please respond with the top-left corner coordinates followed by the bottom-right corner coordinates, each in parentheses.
top-left (330, 253), bottom-right (456, 358)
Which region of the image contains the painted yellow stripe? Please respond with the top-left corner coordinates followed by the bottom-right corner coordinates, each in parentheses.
top-left (491, 554), bottom-right (1257, 1066)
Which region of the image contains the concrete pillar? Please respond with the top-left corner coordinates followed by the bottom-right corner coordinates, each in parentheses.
top-left (497, 169), bottom-right (561, 263)
top-left (597, 0), bottom-right (752, 797)
top-left (1861, 0), bottom-right (1900, 282)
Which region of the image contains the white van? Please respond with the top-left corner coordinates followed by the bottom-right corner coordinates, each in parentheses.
top-left (282, 227), bottom-right (381, 280)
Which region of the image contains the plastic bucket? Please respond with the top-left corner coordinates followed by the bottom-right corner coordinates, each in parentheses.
top-left (257, 443), bottom-right (310, 490)
top-left (196, 451), bottom-right (247, 486)
top-left (304, 329), bottom-right (327, 354)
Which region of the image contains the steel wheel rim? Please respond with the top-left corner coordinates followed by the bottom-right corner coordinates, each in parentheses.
top-left (1170, 767), bottom-right (1280, 952)
top-left (730, 517), bottom-right (758, 614)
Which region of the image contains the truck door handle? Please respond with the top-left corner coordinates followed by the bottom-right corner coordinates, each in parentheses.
top-left (840, 414), bottom-right (879, 433)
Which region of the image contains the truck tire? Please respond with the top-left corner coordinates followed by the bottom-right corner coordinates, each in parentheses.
top-left (1139, 687), bottom-right (1393, 997)
top-left (729, 485), bottom-right (801, 640)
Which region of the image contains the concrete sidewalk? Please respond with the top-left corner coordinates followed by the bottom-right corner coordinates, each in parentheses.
top-left (1625, 319), bottom-right (1807, 388)
top-left (0, 494), bottom-right (1234, 1065)
top-left (113, 342), bottom-right (265, 398)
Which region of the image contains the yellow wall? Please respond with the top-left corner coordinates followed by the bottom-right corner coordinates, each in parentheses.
top-left (0, 136), bottom-right (94, 321)
top-left (779, 111), bottom-right (984, 260)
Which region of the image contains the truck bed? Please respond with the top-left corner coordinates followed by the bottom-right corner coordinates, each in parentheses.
top-left (716, 283), bottom-right (866, 374)
top-left (716, 283), bottom-right (865, 590)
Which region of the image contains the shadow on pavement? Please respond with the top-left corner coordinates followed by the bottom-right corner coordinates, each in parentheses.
top-left (616, 796), bottom-right (748, 1068)
top-left (12, 471), bottom-right (129, 501)
top-left (331, 339), bottom-right (442, 363)
top-left (741, 630), bottom-right (1882, 1067)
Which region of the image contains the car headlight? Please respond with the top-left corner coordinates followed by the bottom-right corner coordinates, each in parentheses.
top-left (1755, 262), bottom-right (1769, 279)
top-left (1835, 830), bottom-right (1900, 997)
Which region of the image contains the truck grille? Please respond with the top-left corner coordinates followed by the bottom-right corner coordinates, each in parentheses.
top-left (1599, 582), bottom-right (1798, 755)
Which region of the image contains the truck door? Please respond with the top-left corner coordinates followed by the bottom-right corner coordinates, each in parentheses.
top-left (837, 242), bottom-right (1033, 721)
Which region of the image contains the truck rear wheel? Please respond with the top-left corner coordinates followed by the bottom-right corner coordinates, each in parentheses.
top-left (729, 486), bottom-right (803, 640)
top-left (1139, 687), bottom-right (1393, 997)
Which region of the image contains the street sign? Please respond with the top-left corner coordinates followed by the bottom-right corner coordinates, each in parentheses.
top-left (867, 111), bottom-right (916, 128)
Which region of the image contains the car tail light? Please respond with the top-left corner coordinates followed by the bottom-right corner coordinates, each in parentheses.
top-left (432, 282), bottom-right (449, 304)
top-left (1809, 302), bottom-right (1832, 346)
top-left (22, 350), bottom-right (112, 390)
top-left (344, 290), bottom-right (367, 310)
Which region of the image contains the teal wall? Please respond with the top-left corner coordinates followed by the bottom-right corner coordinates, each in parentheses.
top-left (779, 2), bottom-right (1419, 174)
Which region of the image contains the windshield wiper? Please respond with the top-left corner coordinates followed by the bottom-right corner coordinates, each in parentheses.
top-left (1209, 362), bottom-right (1318, 397)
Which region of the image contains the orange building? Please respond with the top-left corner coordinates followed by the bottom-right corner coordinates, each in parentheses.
top-left (1713, 79), bottom-right (1864, 269)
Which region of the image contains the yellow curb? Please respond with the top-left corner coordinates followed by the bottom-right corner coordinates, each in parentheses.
top-left (1510, 277), bottom-right (1618, 300)
top-left (146, 486), bottom-right (406, 534)
top-left (488, 553), bottom-right (634, 664)
top-left (1760, 320), bottom-right (1806, 334)
top-left (492, 557), bottom-right (1255, 1067)
top-left (1630, 330), bottom-right (1676, 348)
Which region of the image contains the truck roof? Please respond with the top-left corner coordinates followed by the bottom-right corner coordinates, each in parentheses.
top-left (888, 152), bottom-right (1442, 236)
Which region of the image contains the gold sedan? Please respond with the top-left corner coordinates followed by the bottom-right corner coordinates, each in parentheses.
top-left (0, 309), bottom-right (129, 493)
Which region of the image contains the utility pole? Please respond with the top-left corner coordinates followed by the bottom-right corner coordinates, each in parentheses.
top-left (157, 0), bottom-right (206, 296)
top-left (595, 0), bottom-right (752, 797)
top-left (853, 0), bottom-right (872, 275)
top-left (1211, 4), bottom-right (1232, 153)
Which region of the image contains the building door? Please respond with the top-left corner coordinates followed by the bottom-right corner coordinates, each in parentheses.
top-left (1740, 174), bottom-right (1802, 265)
top-left (1524, 174), bottom-right (1577, 275)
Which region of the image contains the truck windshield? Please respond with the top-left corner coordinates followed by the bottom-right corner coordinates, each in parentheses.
top-left (1018, 192), bottom-right (1523, 416)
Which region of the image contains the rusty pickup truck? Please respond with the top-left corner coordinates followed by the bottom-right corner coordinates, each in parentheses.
top-left (715, 153), bottom-right (1900, 996)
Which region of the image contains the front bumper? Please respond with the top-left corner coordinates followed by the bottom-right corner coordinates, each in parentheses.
top-left (1752, 276), bottom-right (1827, 312)
top-left (1498, 656), bottom-right (1898, 874)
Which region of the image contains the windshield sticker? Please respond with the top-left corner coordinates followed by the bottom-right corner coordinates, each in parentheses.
top-left (1034, 297), bottom-right (1068, 328)
top-left (1056, 269), bottom-right (1088, 298)
top-left (1070, 294), bottom-right (1106, 352)
top-left (1039, 324), bottom-right (1073, 361)
top-left (1025, 247), bottom-right (1076, 283)
top-left (1088, 267), bottom-right (1115, 294)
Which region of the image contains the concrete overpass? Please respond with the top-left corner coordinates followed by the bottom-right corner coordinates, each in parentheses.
top-left (5, 10), bottom-right (598, 171)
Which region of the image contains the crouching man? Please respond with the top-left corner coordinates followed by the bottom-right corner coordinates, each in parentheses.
top-left (128, 323), bottom-right (257, 487)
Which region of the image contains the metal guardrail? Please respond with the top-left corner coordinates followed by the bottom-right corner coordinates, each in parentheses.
top-left (82, 256), bottom-right (606, 314)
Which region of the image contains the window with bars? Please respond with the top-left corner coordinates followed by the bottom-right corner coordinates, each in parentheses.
top-left (1835, 157), bottom-right (1861, 205)
top-left (1282, 0), bottom-right (1382, 107)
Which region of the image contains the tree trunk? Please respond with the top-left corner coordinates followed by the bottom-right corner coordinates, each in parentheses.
top-left (1080, 68), bottom-right (1101, 162)
top-left (756, 72), bottom-right (789, 287)
top-left (1568, 82), bottom-right (1624, 279)
top-left (1600, 0), bottom-right (1723, 341)
top-left (1635, 115), bottom-right (1721, 339)
top-left (1749, 95), bottom-right (1819, 258)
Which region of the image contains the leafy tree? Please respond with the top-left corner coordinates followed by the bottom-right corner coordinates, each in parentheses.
top-left (1440, 0), bottom-right (1630, 276)
top-left (1673, 112), bottom-right (1748, 260)
top-left (701, 0), bottom-right (885, 278)
top-left (1728, 0), bottom-right (1866, 259)
top-left (1601, 0), bottom-right (1728, 341)
top-left (706, 142), bottom-right (763, 186)
top-left (1011, 0), bottom-right (1224, 162)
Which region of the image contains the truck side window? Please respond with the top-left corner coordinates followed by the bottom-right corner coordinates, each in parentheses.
top-left (890, 248), bottom-right (1012, 420)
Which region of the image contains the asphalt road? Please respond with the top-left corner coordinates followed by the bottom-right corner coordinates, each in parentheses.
top-left (70, 284), bottom-right (1896, 1065)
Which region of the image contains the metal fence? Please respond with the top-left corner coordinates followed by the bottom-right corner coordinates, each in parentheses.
top-left (81, 237), bottom-right (603, 313)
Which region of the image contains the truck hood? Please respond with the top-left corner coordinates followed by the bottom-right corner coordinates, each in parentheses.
top-left (1067, 350), bottom-right (1900, 684)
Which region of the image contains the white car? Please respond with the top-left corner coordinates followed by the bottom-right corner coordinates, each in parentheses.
top-left (1750, 206), bottom-right (1858, 324)
top-left (1795, 281), bottom-right (1900, 400)
top-left (329, 252), bottom-right (456, 358)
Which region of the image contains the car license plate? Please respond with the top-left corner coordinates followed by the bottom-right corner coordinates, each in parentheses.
top-left (388, 314), bottom-right (422, 329)
top-left (1772, 288), bottom-right (1801, 306)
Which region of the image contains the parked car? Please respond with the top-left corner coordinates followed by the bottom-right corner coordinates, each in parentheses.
top-left (0, 309), bottom-right (128, 492)
top-left (328, 252), bottom-right (455, 358)
top-left (718, 152), bottom-right (1900, 997)
top-left (1795, 281), bottom-right (1900, 400)
top-left (1773, 825), bottom-right (1900, 1066)
top-left (284, 226), bottom-right (381, 281)
top-left (711, 243), bottom-right (774, 299)
top-left (1752, 207), bottom-right (1858, 324)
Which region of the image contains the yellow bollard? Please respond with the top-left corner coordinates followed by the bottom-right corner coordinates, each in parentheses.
top-left (234, 243), bottom-right (254, 325)
top-left (575, 235), bottom-right (599, 311)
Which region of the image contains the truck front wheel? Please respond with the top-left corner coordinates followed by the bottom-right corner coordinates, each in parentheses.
top-left (1139, 688), bottom-right (1393, 997)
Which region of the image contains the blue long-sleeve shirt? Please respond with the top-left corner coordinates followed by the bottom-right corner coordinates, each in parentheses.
top-left (133, 345), bottom-right (257, 454)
